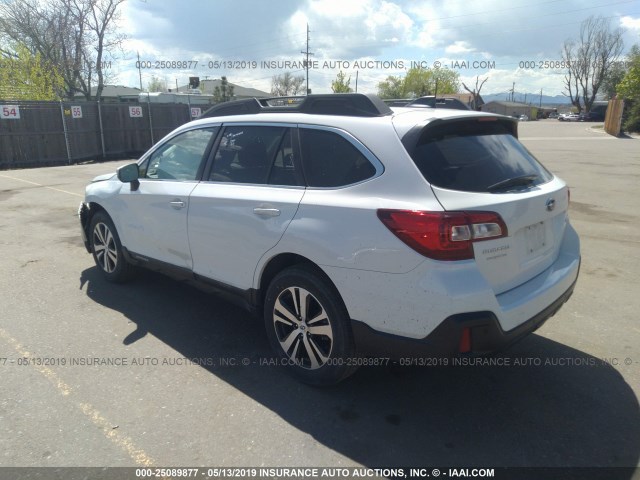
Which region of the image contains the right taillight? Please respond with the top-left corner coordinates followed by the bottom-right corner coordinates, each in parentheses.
top-left (377, 209), bottom-right (508, 261)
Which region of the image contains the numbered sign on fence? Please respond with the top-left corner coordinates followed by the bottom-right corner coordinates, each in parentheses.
top-left (129, 106), bottom-right (143, 118)
top-left (71, 106), bottom-right (83, 119)
top-left (1, 105), bottom-right (20, 119)
top-left (191, 107), bottom-right (202, 118)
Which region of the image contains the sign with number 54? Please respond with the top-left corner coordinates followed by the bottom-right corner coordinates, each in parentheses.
top-left (1, 105), bottom-right (20, 119)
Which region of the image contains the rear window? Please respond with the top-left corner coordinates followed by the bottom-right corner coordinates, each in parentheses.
top-left (407, 120), bottom-right (553, 192)
top-left (299, 128), bottom-right (377, 187)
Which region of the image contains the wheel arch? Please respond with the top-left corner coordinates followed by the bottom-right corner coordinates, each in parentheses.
top-left (256, 253), bottom-right (351, 319)
top-left (80, 202), bottom-right (108, 247)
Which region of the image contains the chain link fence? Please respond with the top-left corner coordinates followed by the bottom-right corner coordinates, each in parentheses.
top-left (0, 100), bottom-right (194, 169)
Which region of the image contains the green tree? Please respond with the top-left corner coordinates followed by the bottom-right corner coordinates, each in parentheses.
top-left (601, 62), bottom-right (627, 99)
top-left (617, 45), bottom-right (640, 99)
top-left (377, 67), bottom-right (459, 99)
top-left (377, 75), bottom-right (404, 99)
top-left (617, 44), bottom-right (640, 132)
top-left (432, 67), bottom-right (460, 95)
top-left (213, 76), bottom-right (234, 103)
top-left (0, 44), bottom-right (64, 100)
top-left (405, 67), bottom-right (459, 97)
top-left (331, 71), bottom-right (352, 93)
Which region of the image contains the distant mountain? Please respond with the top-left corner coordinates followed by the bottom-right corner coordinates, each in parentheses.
top-left (481, 92), bottom-right (572, 105)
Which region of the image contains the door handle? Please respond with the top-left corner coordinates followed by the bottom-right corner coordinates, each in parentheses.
top-left (170, 200), bottom-right (186, 209)
top-left (253, 207), bottom-right (280, 217)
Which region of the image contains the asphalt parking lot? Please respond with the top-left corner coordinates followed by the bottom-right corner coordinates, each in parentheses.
top-left (0, 120), bottom-right (639, 473)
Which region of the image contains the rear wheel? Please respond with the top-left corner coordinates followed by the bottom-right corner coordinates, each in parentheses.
top-left (89, 211), bottom-right (134, 283)
top-left (264, 266), bottom-right (357, 385)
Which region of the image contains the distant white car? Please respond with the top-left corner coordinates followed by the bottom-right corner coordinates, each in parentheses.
top-left (79, 94), bottom-right (581, 385)
top-left (558, 113), bottom-right (579, 121)
top-left (519, 115), bottom-right (529, 121)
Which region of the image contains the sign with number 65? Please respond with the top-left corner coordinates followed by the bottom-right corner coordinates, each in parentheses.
top-left (1, 105), bottom-right (20, 119)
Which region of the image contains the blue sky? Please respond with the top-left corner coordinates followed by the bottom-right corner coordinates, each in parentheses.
top-left (115, 0), bottom-right (640, 96)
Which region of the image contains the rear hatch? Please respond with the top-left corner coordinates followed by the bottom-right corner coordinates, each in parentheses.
top-left (400, 115), bottom-right (569, 295)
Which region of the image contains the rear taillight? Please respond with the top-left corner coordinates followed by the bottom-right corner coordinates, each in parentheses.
top-left (377, 209), bottom-right (508, 261)
top-left (459, 327), bottom-right (472, 353)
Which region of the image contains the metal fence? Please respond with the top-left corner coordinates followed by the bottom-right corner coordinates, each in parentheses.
top-left (0, 101), bottom-right (195, 169)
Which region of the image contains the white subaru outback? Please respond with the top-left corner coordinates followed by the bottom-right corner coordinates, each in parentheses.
top-left (79, 94), bottom-right (580, 385)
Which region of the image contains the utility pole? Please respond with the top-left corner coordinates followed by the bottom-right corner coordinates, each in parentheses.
top-left (511, 82), bottom-right (515, 102)
top-left (355, 71), bottom-right (358, 93)
top-left (539, 88), bottom-right (543, 107)
top-left (137, 51), bottom-right (143, 91)
top-left (301, 23), bottom-right (314, 95)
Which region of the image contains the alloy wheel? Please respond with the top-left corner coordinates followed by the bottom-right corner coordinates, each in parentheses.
top-left (272, 286), bottom-right (334, 370)
top-left (93, 222), bottom-right (118, 273)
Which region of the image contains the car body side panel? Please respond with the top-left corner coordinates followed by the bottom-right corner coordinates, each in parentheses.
top-left (188, 183), bottom-right (305, 290)
top-left (114, 180), bottom-right (199, 268)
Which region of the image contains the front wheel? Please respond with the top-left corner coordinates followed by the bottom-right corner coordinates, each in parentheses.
top-left (264, 266), bottom-right (357, 385)
top-left (89, 211), bottom-right (134, 283)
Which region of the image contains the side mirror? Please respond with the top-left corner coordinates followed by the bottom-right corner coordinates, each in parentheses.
top-left (117, 163), bottom-right (140, 191)
top-left (117, 163), bottom-right (139, 183)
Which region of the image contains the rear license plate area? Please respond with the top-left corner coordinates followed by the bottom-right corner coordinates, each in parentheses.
top-left (525, 221), bottom-right (546, 255)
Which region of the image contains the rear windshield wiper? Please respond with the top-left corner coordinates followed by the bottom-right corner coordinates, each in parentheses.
top-left (487, 174), bottom-right (540, 193)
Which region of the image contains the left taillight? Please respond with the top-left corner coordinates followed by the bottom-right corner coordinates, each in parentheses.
top-left (377, 209), bottom-right (508, 261)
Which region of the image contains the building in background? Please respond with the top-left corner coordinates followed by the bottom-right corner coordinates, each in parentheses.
top-left (480, 101), bottom-right (538, 119)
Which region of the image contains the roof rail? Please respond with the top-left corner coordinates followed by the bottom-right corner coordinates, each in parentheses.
top-left (201, 93), bottom-right (393, 118)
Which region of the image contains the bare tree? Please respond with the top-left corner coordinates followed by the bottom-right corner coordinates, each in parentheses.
top-left (0, 0), bottom-right (125, 100)
top-left (271, 72), bottom-right (305, 96)
top-left (562, 40), bottom-right (583, 112)
top-left (462, 76), bottom-right (488, 110)
top-left (561, 15), bottom-right (624, 113)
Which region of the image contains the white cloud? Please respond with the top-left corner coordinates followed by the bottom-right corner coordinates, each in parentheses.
top-left (285, 0), bottom-right (414, 58)
top-left (620, 15), bottom-right (640, 31)
top-left (445, 41), bottom-right (475, 54)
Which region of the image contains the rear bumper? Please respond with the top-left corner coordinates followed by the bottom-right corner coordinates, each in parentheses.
top-left (352, 270), bottom-right (578, 359)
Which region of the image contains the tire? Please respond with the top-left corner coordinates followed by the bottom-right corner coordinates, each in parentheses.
top-left (89, 211), bottom-right (134, 283)
top-left (264, 266), bottom-right (357, 385)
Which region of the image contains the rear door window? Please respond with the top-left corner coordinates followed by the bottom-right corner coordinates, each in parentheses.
top-left (406, 120), bottom-right (553, 192)
top-left (210, 125), bottom-right (303, 186)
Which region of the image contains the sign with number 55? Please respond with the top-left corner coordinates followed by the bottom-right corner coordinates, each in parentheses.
top-left (1, 105), bottom-right (20, 119)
